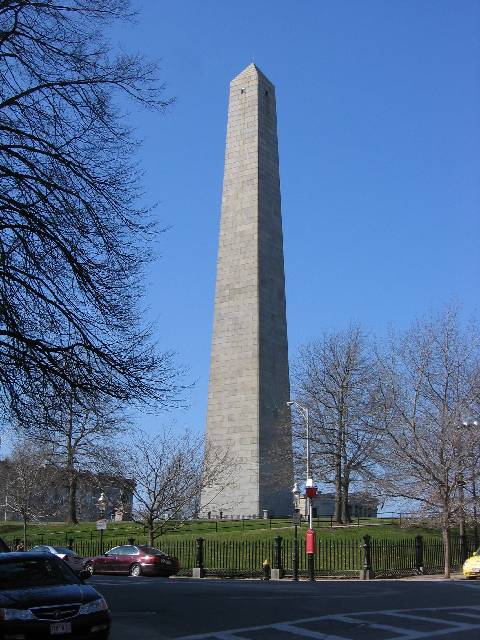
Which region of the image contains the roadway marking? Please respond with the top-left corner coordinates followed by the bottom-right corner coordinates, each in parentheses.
top-left (178, 605), bottom-right (480, 639)
top-left (271, 623), bottom-right (347, 639)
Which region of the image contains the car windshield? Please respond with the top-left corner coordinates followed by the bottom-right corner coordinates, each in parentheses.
top-left (141, 547), bottom-right (166, 556)
top-left (53, 547), bottom-right (78, 556)
top-left (0, 537), bottom-right (10, 552)
top-left (0, 557), bottom-right (79, 589)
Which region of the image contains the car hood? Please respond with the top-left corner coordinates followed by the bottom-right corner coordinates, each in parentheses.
top-left (0, 583), bottom-right (101, 609)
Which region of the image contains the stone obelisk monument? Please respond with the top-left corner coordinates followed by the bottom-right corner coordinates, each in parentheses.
top-left (201, 64), bottom-right (293, 517)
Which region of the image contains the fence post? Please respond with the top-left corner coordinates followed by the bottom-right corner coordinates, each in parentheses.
top-left (68, 538), bottom-right (74, 551)
top-left (193, 537), bottom-right (205, 578)
top-left (360, 534), bottom-right (374, 580)
top-left (271, 536), bottom-right (284, 580)
top-left (415, 535), bottom-right (424, 574)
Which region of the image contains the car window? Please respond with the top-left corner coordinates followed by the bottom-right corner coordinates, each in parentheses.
top-left (141, 547), bottom-right (166, 556)
top-left (53, 547), bottom-right (78, 556)
top-left (118, 545), bottom-right (139, 555)
top-left (0, 557), bottom-right (79, 589)
top-left (112, 546), bottom-right (125, 556)
top-left (106, 546), bottom-right (122, 556)
top-left (31, 545), bottom-right (49, 553)
top-left (0, 537), bottom-right (10, 552)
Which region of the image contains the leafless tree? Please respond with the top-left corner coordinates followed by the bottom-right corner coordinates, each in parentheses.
top-left (0, 0), bottom-right (181, 428)
top-left (17, 386), bottom-right (127, 524)
top-left (374, 306), bottom-right (480, 577)
top-left (292, 325), bottom-right (382, 523)
top-left (0, 441), bottom-right (55, 547)
top-left (116, 429), bottom-right (233, 545)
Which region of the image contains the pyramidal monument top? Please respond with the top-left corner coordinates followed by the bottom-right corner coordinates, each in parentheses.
top-left (231, 62), bottom-right (272, 84)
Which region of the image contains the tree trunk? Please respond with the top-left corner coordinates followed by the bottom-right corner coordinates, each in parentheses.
top-left (339, 411), bottom-right (348, 524)
top-left (334, 449), bottom-right (342, 523)
top-left (23, 516), bottom-right (27, 549)
top-left (341, 474), bottom-right (351, 524)
top-left (148, 517), bottom-right (154, 546)
top-left (67, 473), bottom-right (78, 524)
top-left (442, 525), bottom-right (451, 578)
top-left (66, 395), bottom-right (78, 524)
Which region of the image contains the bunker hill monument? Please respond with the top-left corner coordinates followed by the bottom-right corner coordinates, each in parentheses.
top-left (201, 64), bottom-right (293, 517)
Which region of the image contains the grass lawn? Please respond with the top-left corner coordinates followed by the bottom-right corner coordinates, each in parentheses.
top-left (0, 517), bottom-right (443, 546)
top-left (1, 518), bottom-right (461, 575)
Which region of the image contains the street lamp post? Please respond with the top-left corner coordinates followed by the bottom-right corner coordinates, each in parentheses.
top-left (96, 492), bottom-right (108, 554)
top-left (288, 400), bottom-right (316, 582)
top-left (292, 483), bottom-right (300, 581)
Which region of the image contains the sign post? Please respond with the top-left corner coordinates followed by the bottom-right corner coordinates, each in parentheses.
top-left (96, 519), bottom-right (107, 554)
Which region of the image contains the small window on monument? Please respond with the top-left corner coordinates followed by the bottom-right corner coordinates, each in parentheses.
top-left (241, 88), bottom-right (246, 94)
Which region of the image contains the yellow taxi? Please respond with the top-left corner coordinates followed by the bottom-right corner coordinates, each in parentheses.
top-left (462, 550), bottom-right (480, 578)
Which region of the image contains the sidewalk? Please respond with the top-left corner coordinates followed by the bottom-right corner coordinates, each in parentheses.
top-left (398, 572), bottom-right (465, 581)
top-left (175, 571), bottom-right (468, 582)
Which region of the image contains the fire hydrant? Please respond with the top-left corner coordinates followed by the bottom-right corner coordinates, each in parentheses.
top-left (262, 559), bottom-right (271, 581)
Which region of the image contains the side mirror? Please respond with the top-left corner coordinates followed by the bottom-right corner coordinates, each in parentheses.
top-left (78, 570), bottom-right (91, 581)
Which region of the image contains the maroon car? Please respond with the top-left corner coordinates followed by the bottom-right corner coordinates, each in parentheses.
top-left (85, 544), bottom-right (179, 577)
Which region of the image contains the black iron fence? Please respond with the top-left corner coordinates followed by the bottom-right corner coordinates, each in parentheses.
top-left (7, 534), bottom-right (477, 578)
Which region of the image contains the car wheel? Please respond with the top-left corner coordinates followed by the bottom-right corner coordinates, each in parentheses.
top-left (84, 562), bottom-right (94, 575)
top-left (129, 563), bottom-right (142, 577)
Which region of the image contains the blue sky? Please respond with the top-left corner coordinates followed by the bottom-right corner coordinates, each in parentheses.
top-left (113, 1), bottom-right (479, 434)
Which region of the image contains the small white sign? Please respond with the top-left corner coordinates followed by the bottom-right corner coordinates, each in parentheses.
top-left (292, 512), bottom-right (301, 525)
top-left (96, 519), bottom-right (107, 531)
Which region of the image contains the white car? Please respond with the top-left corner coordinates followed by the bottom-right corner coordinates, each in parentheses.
top-left (30, 544), bottom-right (86, 574)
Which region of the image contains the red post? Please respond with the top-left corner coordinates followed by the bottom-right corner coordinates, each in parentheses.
top-left (306, 528), bottom-right (316, 554)
top-left (306, 528), bottom-right (316, 581)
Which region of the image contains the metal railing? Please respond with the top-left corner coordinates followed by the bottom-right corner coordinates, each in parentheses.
top-left (4, 534), bottom-right (474, 578)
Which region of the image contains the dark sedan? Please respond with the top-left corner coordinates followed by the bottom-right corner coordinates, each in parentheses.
top-left (85, 544), bottom-right (179, 577)
top-left (0, 552), bottom-right (110, 639)
top-left (30, 545), bottom-right (89, 574)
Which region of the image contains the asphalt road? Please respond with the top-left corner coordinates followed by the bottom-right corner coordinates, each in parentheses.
top-left (91, 575), bottom-right (480, 639)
